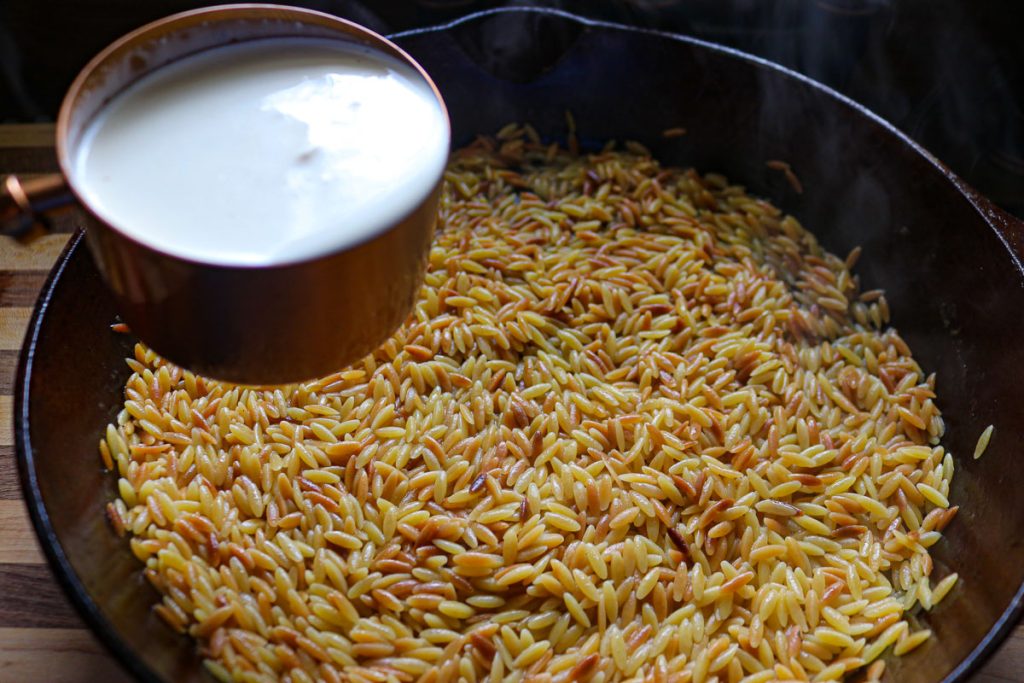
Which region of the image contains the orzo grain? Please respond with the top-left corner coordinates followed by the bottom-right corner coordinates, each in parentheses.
top-left (974, 424), bottom-right (994, 460)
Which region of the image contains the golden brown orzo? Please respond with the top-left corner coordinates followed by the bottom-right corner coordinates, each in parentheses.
top-left (102, 125), bottom-right (959, 683)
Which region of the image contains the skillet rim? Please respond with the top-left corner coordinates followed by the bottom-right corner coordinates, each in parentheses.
top-left (15, 7), bottom-right (1024, 682)
top-left (15, 228), bottom-right (166, 683)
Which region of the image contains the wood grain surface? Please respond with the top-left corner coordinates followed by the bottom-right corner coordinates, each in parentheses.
top-left (0, 124), bottom-right (1020, 683)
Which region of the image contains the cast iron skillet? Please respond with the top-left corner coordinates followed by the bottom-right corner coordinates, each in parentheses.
top-left (16, 8), bottom-right (1024, 682)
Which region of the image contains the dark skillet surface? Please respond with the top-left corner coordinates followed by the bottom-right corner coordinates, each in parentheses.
top-left (16, 8), bottom-right (1024, 682)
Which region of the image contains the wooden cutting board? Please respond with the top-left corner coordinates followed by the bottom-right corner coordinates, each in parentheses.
top-left (0, 124), bottom-right (1020, 683)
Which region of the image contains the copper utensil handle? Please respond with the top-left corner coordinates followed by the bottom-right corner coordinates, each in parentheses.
top-left (1, 173), bottom-right (74, 237)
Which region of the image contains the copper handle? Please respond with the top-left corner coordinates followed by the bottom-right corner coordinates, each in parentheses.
top-left (1, 173), bottom-right (75, 237)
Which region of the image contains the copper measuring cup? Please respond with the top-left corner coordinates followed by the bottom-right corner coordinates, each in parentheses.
top-left (0, 4), bottom-right (450, 384)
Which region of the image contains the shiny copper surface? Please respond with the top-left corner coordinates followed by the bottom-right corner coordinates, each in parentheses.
top-left (1, 172), bottom-right (71, 236)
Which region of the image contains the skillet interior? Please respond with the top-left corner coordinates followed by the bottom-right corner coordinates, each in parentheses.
top-left (17, 8), bottom-right (1024, 682)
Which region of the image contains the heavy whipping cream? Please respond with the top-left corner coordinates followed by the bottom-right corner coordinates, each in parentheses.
top-left (72, 38), bottom-right (449, 265)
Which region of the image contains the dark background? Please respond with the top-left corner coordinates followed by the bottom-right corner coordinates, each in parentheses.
top-left (1, 0), bottom-right (1021, 216)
